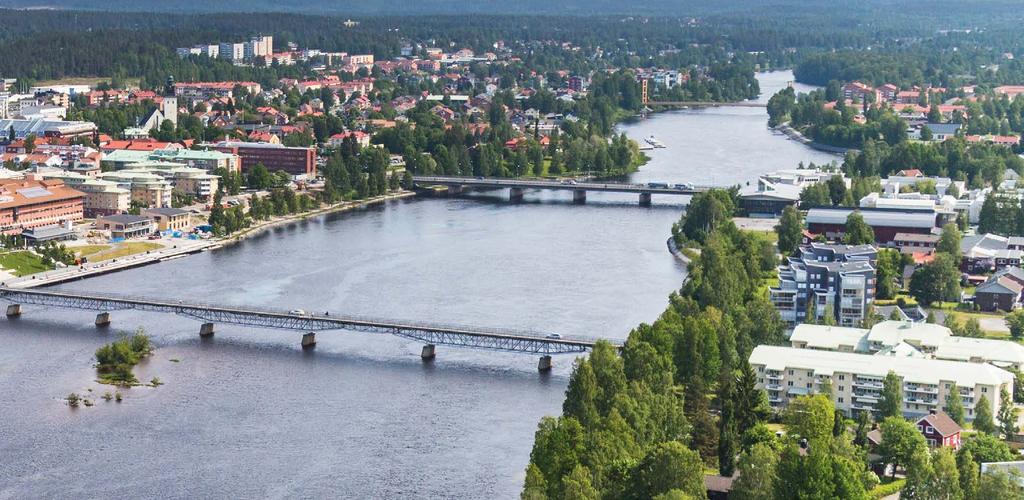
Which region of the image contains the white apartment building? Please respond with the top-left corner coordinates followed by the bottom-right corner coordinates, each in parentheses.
top-left (40, 172), bottom-right (130, 217)
top-left (789, 320), bottom-right (1024, 370)
top-left (97, 170), bottom-right (173, 208)
top-left (219, 42), bottom-right (246, 62)
top-left (750, 345), bottom-right (1014, 421)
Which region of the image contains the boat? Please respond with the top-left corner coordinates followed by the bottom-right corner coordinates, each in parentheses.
top-left (644, 135), bottom-right (666, 148)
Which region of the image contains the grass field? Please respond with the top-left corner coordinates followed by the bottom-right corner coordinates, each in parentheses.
top-left (0, 251), bottom-right (51, 276)
top-left (75, 242), bottom-right (162, 261)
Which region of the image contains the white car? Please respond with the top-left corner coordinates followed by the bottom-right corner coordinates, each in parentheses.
top-left (289, 309), bottom-right (306, 316)
top-left (546, 333), bottom-right (562, 339)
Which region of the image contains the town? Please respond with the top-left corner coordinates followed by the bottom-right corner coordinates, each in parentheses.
top-left (4, 4), bottom-right (1024, 500)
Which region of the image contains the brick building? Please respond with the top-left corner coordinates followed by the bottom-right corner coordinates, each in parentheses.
top-left (211, 141), bottom-right (316, 177)
top-left (0, 176), bottom-right (85, 233)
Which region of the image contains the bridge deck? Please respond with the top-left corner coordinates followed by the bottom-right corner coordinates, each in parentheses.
top-left (0, 287), bottom-right (610, 355)
top-left (413, 176), bottom-right (712, 195)
top-left (644, 101), bottom-right (767, 108)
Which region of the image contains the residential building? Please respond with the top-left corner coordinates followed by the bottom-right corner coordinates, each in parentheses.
top-left (101, 148), bottom-right (239, 173)
top-left (96, 214), bottom-right (154, 239)
top-left (789, 320), bottom-right (1024, 369)
top-left (749, 345), bottom-right (1014, 420)
top-left (211, 141), bottom-right (316, 177)
top-left (975, 276), bottom-right (1023, 312)
top-left (769, 243), bottom-right (877, 326)
top-left (915, 410), bottom-right (962, 449)
top-left (893, 232), bottom-right (940, 254)
top-left (0, 176), bottom-right (84, 233)
top-left (219, 43), bottom-right (246, 62)
top-left (142, 207), bottom-right (191, 232)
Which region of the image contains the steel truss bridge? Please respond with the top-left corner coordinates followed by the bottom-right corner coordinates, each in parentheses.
top-left (0, 287), bottom-right (607, 358)
top-left (643, 101), bottom-right (767, 108)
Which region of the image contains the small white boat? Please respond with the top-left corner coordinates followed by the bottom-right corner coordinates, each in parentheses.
top-left (644, 135), bottom-right (667, 148)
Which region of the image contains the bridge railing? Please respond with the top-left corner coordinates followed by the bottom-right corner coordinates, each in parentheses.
top-left (0, 287), bottom-right (603, 347)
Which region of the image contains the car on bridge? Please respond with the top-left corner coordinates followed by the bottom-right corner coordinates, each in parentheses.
top-left (546, 333), bottom-right (562, 339)
top-left (647, 182), bottom-right (669, 188)
top-left (674, 183), bottom-right (695, 190)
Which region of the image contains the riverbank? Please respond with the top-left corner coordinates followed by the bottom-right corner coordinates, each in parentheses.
top-left (774, 122), bottom-right (856, 154)
top-left (5, 190), bottom-right (417, 289)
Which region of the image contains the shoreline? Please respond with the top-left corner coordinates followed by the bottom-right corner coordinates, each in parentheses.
top-left (773, 122), bottom-right (855, 155)
top-left (7, 190), bottom-right (417, 288)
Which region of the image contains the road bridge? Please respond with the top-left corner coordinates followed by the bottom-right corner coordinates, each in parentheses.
top-left (644, 101), bottom-right (767, 108)
top-left (0, 287), bottom-right (611, 371)
top-left (413, 175), bottom-right (715, 205)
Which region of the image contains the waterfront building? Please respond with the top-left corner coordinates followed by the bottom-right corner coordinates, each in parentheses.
top-left (101, 148), bottom-right (239, 174)
top-left (95, 214), bottom-right (154, 239)
top-left (142, 207), bottom-right (191, 232)
top-left (769, 242), bottom-right (877, 326)
top-left (749, 345), bottom-right (1014, 420)
top-left (0, 118), bottom-right (97, 140)
top-left (0, 176), bottom-right (84, 233)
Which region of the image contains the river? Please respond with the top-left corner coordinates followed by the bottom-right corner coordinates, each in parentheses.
top-left (0, 71), bottom-right (835, 498)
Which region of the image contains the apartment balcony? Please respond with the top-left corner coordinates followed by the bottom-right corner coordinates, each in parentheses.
top-left (766, 372), bottom-right (783, 381)
top-left (765, 384), bottom-right (782, 391)
top-left (906, 396), bottom-right (938, 405)
top-left (905, 385), bottom-right (938, 395)
top-left (851, 403), bottom-right (876, 411)
top-left (853, 379), bottom-right (883, 389)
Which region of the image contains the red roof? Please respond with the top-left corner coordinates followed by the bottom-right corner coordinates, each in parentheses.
top-left (916, 411), bottom-right (962, 437)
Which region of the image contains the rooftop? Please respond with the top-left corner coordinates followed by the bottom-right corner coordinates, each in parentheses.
top-left (750, 345), bottom-right (1014, 387)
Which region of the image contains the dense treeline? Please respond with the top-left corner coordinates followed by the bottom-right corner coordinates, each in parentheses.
top-left (525, 192), bottom-right (787, 498)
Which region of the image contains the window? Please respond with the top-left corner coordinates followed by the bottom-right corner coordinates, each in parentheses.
top-left (758, 367), bottom-right (764, 373)
top-left (839, 375), bottom-right (845, 381)
top-left (806, 383), bottom-right (812, 388)
top-left (926, 426), bottom-right (934, 434)
top-left (788, 381), bottom-right (794, 386)
top-left (982, 387), bottom-right (988, 393)
top-left (838, 397), bottom-right (844, 403)
top-left (788, 370), bottom-right (794, 375)
top-left (839, 386), bottom-right (844, 392)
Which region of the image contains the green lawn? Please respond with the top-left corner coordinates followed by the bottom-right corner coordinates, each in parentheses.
top-left (0, 251), bottom-right (51, 276)
top-left (77, 242), bottom-right (162, 261)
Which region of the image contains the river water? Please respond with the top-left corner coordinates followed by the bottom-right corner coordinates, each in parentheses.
top-left (0, 71), bottom-right (835, 498)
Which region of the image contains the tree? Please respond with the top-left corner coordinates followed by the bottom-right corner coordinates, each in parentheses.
top-left (563, 358), bottom-right (600, 428)
top-left (936, 223), bottom-right (962, 257)
top-left (997, 386), bottom-right (1019, 438)
top-left (979, 470), bottom-right (1024, 498)
top-left (528, 416), bottom-right (585, 499)
top-left (562, 465), bottom-right (599, 500)
top-left (522, 463), bottom-right (549, 500)
top-left (629, 441), bottom-right (707, 500)
top-left (730, 443), bottom-right (777, 500)
top-left (878, 371), bottom-right (903, 419)
top-left (775, 205), bottom-right (803, 256)
top-left (960, 433), bottom-right (1015, 463)
top-left (901, 446), bottom-right (934, 499)
top-left (961, 317), bottom-right (983, 338)
top-left (878, 416), bottom-right (927, 478)
top-left (945, 383), bottom-right (966, 426)
top-left (23, 133), bottom-right (36, 154)
top-left (735, 359), bottom-right (771, 435)
top-left (974, 394), bottom-right (997, 435)
top-left (826, 175), bottom-right (848, 206)
top-left (875, 249), bottom-right (904, 300)
top-left (718, 375), bottom-right (738, 477)
top-left (928, 447), bottom-right (963, 500)
top-left (956, 449), bottom-right (979, 500)
top-left (1006, 309), bottom-right (1024, 340)
top-left (784, 394), bottom-right (834, 442)
top-left (920, 124), bottom-right (933, 141)
top-left (909, 253), bottom-right (961, 306)
top-left (843, 212), bottom-right (874, 245)
top-left (853, 410), bottom-right (872, 447)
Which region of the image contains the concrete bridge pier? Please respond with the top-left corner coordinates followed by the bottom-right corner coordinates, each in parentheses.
top-left (199, 322), bottom-right (215, 338)
top-left (639, 192), bottom-right (652, 206)
top-left (301, 332), bottom-right (316, 349)
top-left (95, 312), bottom-right (111, 327)
top-left (447, 184), bottom-right (464, 196)
top-left (421, 344), bottom-right (436, 361)
top-left (573, 189), bottom-right (587, 204)
top-left (538, 355), bottom-right (553, 372)
top-left (6, 304), bottom-right (21, 318)
top-left (509, 187), bottom-right (524, 202)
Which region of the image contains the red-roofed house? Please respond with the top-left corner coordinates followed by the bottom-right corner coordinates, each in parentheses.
top-left (328, 131), bottom-right (370, 148)
top-left (916, 410), bottom-right (962, 449)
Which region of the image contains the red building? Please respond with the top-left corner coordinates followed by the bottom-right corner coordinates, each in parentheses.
top-left (0, 176), bottom-right (85, 234)
top-left (211, 142), bottom-right (316, 177)
top-left (805, 207), bottom-right (944, 244)
top-left (915, 410), bottom-right (962, 449)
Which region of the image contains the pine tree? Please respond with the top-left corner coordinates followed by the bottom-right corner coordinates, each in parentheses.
top-left (957, 449), bottom-right (979, 500)
top-left (685, 376), bottom-right (718, 464)
top-left (735, 359), bottom-right (769, 434)
top-left (854, 410), bottom-right (871, 447)
top-left (718, 374), bottom-right (738, 476)
top-left (974, 395), bottom-right (997, 435)
top-left (997, 387), bottom-right (1019, 437)
top-left (878, 371), bottom-right (903, 418)
top-left (945, 383), bottom-right (966, 425)
top-left (562, 358), bottom-right (600, 429)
